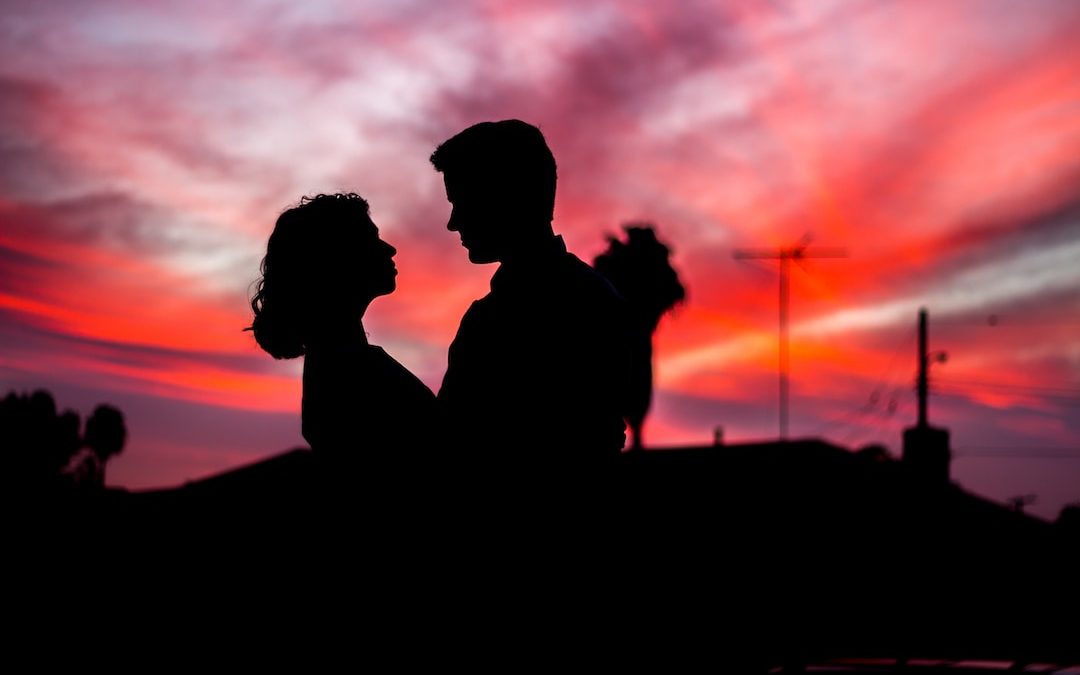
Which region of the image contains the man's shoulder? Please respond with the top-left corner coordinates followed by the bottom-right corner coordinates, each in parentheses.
top-left (471, 247), bottom-right (629, 319)
top-left (561, 251), bottom-right (628, 307)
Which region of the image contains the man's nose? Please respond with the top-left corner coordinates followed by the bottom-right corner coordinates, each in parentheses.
top-left (446, 208), bottom-right (460, 232)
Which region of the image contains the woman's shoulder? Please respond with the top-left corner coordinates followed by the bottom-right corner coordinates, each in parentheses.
top-left (365, 345), bottom-right (436, 401)
top-left (302, 342), bottom-right (437, 452)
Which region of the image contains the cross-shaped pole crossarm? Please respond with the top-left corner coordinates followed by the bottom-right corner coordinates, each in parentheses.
top-left (733, 247), bottom-right (848, 260)
top-left (734, 248), bottom-right (785, 260)
top-left (793, 246), bottom-right (847, 259)
top-left (732, 242), bottom-right (847, 440)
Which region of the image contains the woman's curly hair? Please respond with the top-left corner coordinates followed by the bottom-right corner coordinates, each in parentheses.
top-left (247, 193), bottom-right (371, 359)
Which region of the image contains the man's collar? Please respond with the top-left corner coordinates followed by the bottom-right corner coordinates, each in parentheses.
top-left (490, 235), bottom-right (567, 291)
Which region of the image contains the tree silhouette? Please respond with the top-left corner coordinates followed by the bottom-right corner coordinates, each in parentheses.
top-left (593, 224), bottom-right (686, 450)
top-left (1, 389), bottom-right (82, 491)
top-left (71, 404), bottom-right (127, 489)
top-left (1, 389), bottom-right (126, 491)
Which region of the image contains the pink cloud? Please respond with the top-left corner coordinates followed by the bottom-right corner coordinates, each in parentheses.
top-left (0, 0), bottom-right (1077, 517)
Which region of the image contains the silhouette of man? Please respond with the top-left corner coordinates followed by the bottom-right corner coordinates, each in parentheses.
top-left (431, 120), bottom-right (631, 468)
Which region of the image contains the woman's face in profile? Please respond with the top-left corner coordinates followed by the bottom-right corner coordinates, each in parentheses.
top-left (303, 210), bottom-right (399, 326)
top-left (349, 215), bottom-right (397, 306)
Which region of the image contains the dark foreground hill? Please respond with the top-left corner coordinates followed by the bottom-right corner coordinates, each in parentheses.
top-left (24, 439), bottom-right (1079, 668)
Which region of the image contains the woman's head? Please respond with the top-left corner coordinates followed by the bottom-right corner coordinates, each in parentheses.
top-left (248, 193), bottom-right (397, 359)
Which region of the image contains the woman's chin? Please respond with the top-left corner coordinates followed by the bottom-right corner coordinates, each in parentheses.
top-left (374, 281), bottom-right (396, 297)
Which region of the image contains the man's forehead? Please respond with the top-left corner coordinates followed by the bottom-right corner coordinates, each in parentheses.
top-left (443, 172), bottom-right (480, 198)
top-left (444, 169), bottom-right (508, 197)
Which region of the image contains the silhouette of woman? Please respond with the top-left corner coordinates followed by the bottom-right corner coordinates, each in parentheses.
top-left (248, 193), bottom-right (436, 480)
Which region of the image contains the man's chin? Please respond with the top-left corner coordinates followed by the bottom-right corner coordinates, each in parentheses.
top-left (467, 249), bottom-right (499, 264)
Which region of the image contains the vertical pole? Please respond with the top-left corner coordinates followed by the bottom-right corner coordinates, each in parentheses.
top-left (733, 242), bottom-right (844, 442)
top-left (917, 307), bottom-right (928, 428)
top-left (779, 253), bottom-right (790, 440)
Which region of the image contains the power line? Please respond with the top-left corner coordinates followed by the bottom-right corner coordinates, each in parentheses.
top-left (933, 387), bottom-right (1077, 400)
top-left (935, 378), bottom-right (1080, 397)
top-left (829, 390), bottom-right (910, 449)
top-left (934, 388), bottom-right (1080, 404)
top-left (954, 448), bottom-right (1080, 459)
top-left (809, 389), bottom-right (891, 442)
top-left (804, 327), bottom-right (917, 440)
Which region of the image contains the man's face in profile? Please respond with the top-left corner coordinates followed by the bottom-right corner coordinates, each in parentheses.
top-left (443, 171), bottom-right (510, 264)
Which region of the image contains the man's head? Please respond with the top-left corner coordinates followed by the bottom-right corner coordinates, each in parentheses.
top-left (430, 120), bottom-right (557, 263)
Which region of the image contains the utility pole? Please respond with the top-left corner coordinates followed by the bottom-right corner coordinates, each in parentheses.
top-left (903, 307), bottom-right (951, 483)
top-left (734, 239), bottom-right (846, 440)
top-left (916, 306), bottom-right (948, 427)
top-left (917, 307), bottom-right (929, 427)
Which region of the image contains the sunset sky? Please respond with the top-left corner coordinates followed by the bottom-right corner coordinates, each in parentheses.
top-left (1, 0), bottom-right (1078, 519)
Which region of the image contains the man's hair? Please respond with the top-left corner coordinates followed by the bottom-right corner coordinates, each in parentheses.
top-left (430, 119), bottom-right (557, 223)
